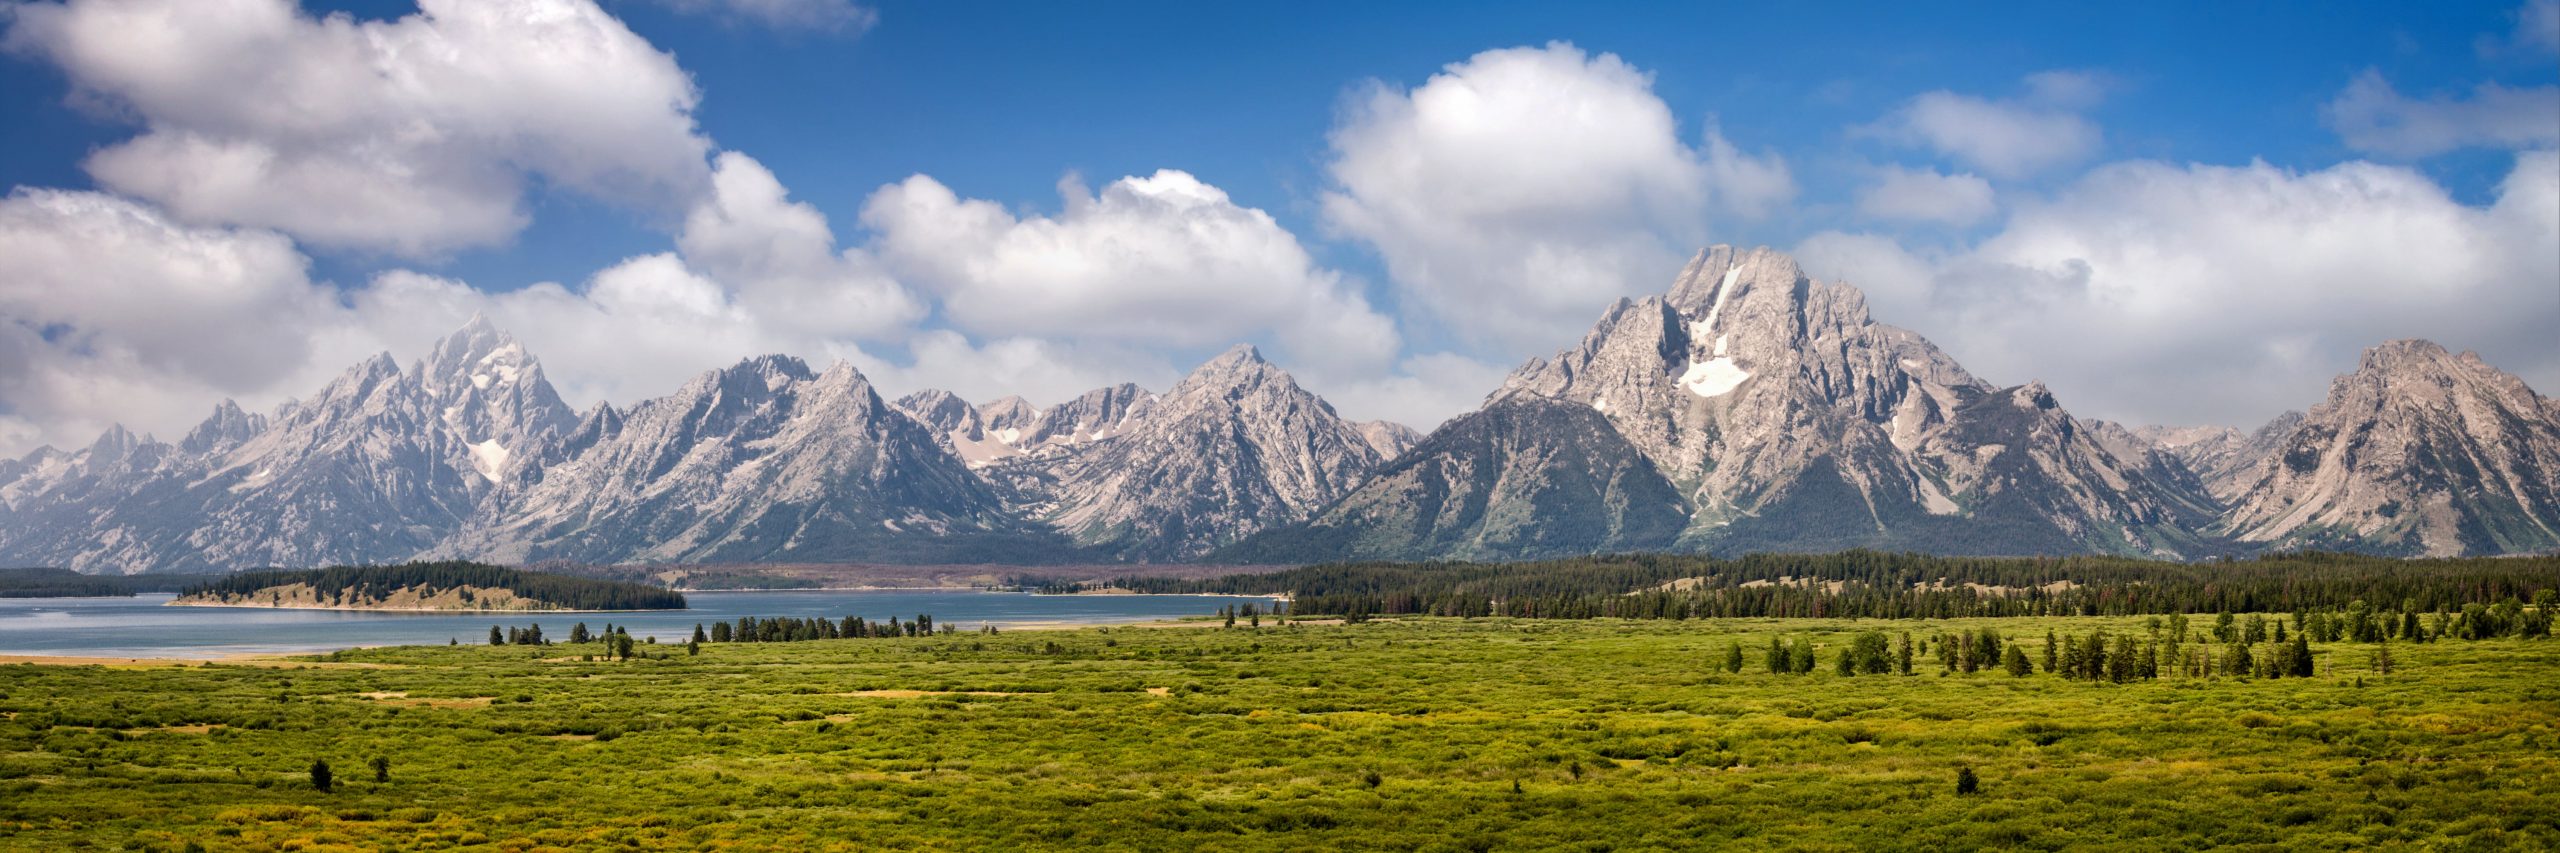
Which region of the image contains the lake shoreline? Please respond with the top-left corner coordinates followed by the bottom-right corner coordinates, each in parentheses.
top-left (164, 599), bottom-right (682, 615)
top-left (5, 589), bottom-right (1278, 659)
top-left (0, 616), bottom-right (1243, 665)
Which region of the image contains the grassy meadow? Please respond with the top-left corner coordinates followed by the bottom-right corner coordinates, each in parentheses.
top-left (2, 615), bottom-right (2555, 851)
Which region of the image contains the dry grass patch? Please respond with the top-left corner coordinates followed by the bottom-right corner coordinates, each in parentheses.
top-left (350, 691), bottom-right (493, 708)
top-left (829, 689), bottom-right (1033, 699)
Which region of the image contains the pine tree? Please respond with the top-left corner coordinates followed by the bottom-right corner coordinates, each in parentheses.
top-left (1724, 643), bottom-right (1744, 674)
top-left (1955, 766), bottom-right (1979, 795)
top-left (488, 626), bottom-right (504, 646)
top-left (2002, 643), bottom-right (2031, 677)
top-left (310, 759), bottom-right (334, 793)
top-left (2042, 630), bottom-right (2058, 673)
top-left (692, 623), bottom-right (708, 644)
top-left (369, 756), bottom-right (390, 784)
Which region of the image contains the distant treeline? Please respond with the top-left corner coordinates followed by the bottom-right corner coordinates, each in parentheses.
top-left (182, 561), bottom-right (686, 611)
top-left (0, 568), bottom-right (216, 598)
top-left (702, 613), bottom-right (954, 642)
top-left (1068, 550), bottom-right (2560, 619)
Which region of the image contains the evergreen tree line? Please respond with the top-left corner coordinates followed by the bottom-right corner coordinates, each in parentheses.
top-left (1080, 550), bottom-right (2560, 622)
top-left (700, 613), bottom-right (956, 643)
top-left (1714, 611), bottom-right (2474, 683)
top-left (486, 621), bottom-right (661, 660)
top-left (183, 561), bottom-right (686, 611)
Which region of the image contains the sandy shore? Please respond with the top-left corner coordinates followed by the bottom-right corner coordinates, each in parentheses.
top-left (165, 599), bottom-right (676, 614)
top-left (0, 652), bottom-right (393, 669)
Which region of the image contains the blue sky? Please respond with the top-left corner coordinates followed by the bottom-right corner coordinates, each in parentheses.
top-left (1, 0), bottom-right (2554, 455)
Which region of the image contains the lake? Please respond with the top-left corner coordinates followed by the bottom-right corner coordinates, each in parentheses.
top-left (0, 590), bottom-right (1280, 658)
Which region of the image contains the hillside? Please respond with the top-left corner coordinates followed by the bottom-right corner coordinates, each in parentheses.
top-left (171, 561), bottom-right (685, 612)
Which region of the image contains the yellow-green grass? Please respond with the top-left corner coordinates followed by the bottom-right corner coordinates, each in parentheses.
top-left (1, 615), bottom-right (2553, 851)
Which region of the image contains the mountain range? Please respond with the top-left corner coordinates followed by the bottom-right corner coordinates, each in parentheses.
top-left (5, 246), bottom-right (2554, 573)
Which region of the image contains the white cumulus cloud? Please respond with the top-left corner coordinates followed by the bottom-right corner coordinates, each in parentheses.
top-left (1797, 151), bottom-right (2560, 430)
top-left (1857, 166), bottom-right (1997, 226)
top-left (2323, 69), bottom-right (2560, 158)
top-left (861, 169), bottom-right (1398, 373)
top-left (1874, 74), bottom-right (2105, 179)
top-left (644, 0), bottom-right (876, 33)
top-left (3, 0), bottom-right (712, 257)
top-left (1320, 42), bottom-right (1793, 355)
top-left (0, 188), bottom-right (348, 451)
top-left (679, 152), bottom-right (924, 340)
top-left (0, 184), bottom-right (898, 455)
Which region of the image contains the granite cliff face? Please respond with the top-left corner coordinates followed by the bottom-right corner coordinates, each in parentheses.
top-left (987, 346), bottom-right (1390, 561)
top-left (0, 317), bottom-right (575, 572)
top-left (1221, 398), bottom-right (1687, 562)
top-left (2217, 340), bottom-right (2560, 556)
top-left (2122, 412), bottom-right (2307, 501)
top-left (439, 355), bottom-right (1072, 565)
top-left (1335, 246), bottom-right (2220, 559)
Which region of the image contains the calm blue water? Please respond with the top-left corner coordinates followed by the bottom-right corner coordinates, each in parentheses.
top-left (0, 591), bottom-right (1277, 657)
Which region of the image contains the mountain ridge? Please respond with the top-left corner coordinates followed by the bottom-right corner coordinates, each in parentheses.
top-left (5, 248), bottom-right (2553, 572)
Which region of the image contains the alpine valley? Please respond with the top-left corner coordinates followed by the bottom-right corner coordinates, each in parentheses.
top-left (5, 247), bottom-right (2555, 574)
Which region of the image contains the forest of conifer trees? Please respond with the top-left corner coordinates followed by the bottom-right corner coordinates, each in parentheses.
top-left (180, 561), bottom-right (686, 611)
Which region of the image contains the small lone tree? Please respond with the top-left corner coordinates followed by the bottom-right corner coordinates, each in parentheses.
top-left (1955, 766), bottom-right (1979, 795)
top-left (369, 756), bottom-right (390, 784)
top-left (487, 625), bottom-right (504, 646)
top-left (2003, 643), bottom-right (2032, 677)
top-left (310, 758), bottom-right (334, 793)
top-left (1723, 642), bottom-right (1744, 674)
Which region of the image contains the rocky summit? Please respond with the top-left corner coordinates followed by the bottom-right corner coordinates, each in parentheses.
top-left (4, 249), bottom-right (2554, 573)
top-left (2216, 340), bottom-right (2560, 557)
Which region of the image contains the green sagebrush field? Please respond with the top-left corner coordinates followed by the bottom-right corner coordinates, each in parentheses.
top-left (2, 616), bottom-right (2554, 851)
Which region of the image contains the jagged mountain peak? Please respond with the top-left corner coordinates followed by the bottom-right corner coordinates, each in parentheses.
top-left (2222, 338), bottom-right (2560, 556)
top-left (1001, 345), bottom-right (1386, 560)
top-left (894, 389), bottom-right (981, 437)
top-left (1205, 342), bottom-right (1267, 366)
top-left (421, 314), bottom-right (526, 377)
top-left (1453, 244), bottom-right (2211, 558)
top-left (179, 399), bottom-right (267, 456)
top-left (737, 353), bottom-right (819, 384)
top-left (2012, 381), bottom-right (2061, 411)
top-left (1356, 420), bottom-right (1423, 459)
top-left (2328, 338), bottom-right (2542, 411)
top-left (436, 344), bottom-right (1061, 566)
top-left (980, 396), bottom-right (1040, 431)
top-left (1177, 343), bottom-right (1285, 391)
top-left (1667, 245), bottom-right (1809, 317)
top-left (1024, 383), bottom-right (1156, 448)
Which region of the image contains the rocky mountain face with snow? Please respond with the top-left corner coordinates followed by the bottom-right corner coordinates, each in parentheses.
top-left (2215, 340), bottom-right (2560, 556)
top-left (437, 355), bottom-right (1077, 565)
top-left (984, 346), bottom-right (1391, 561)
top-left (1241, 246), bottom-right (2220, 561)
top-left (0, 317), bottom-right (580, 572)
top-left (6, 248), bottom-right (2555, 573)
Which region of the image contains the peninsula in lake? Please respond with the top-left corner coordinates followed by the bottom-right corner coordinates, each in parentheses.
top-left (169, 562), bottom-right (687, 612)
